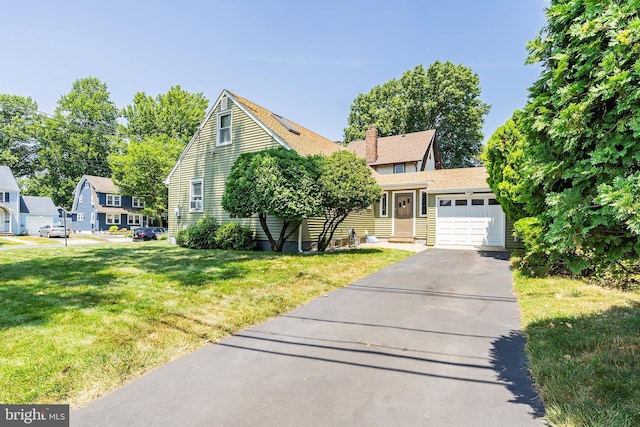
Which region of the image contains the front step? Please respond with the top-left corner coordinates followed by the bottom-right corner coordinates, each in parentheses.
top-left (388, 236), bottom-right (416, 244)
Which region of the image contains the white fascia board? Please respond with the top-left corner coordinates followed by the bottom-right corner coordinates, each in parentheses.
top-left (426, 187), bottom-right (492, 194)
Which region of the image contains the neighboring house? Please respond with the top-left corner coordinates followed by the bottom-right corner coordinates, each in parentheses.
top-left (0, 165), bottom-right (60, 235)
top-left (165, 90), bottom-right (517, 251)
top-left (71, 175), bottom-right (147, 233)
top-left (20, 196), bottom-right (61, 235)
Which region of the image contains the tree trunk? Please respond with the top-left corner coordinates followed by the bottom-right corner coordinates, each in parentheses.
top-left (317, 212), bottom-right (349, 252)
top-left (259, 214), bottom-right (279, 251)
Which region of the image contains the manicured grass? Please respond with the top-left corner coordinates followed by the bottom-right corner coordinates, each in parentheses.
top-left (0, 242), bottom-right (412, 407)
top-left (514, 273), bottom-right (640, 426)
top-left (0, 238), bottom-right (22, 247)
top-left (14, 236), bottom-right (62, 244)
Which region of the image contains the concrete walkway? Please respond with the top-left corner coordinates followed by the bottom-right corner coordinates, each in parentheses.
top-left (72, 249), bottom-right (545, 426)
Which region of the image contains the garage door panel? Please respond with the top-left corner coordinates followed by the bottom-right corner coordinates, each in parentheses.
top-left (436, 197), bottom-right (504, 246)
top-left (26, 217), bottom-right (52, 236)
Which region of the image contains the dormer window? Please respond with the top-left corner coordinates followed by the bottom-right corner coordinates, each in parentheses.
top-left (217, 112), bottom-right (232, 146)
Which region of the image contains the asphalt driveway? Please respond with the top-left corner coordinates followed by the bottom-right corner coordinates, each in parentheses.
top-left (72, 248), bottom-right (545, 426)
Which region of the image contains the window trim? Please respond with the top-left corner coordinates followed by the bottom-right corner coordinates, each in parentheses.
top-left (379, 192), bottom-right (388, 217)
top-left (77, 212), bottom-right (84, 221)
top-left (79, 194), bottom-right (84, 204)
top-left (190, 179), bottom-right (204, 212)
top-left (106, 213), bottom-right (121, 225)
top-left (132, 197), bottom-right (144, 208)
top-left (216, 111), bottom-right (232, 146)
top-left (127, 214), bottom-right (142, 225)
top-left (394, 163), bottom-right (405, 174)
top-left (106, 194), bottom-right (121, 207)
top-left (90, 212), bottom-right (96, 224)
top-left (419, 192), bottom-right (428, 217)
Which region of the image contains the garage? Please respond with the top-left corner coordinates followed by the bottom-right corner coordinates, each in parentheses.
top-left (436, 195), bottom-right (505, 247)
top-left (25, 217), bottom-right (53, 236)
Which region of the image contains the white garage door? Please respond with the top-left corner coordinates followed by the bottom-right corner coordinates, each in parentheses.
top-left (436, 196), bottom-right (505, 246)
top-left (26, 217), bottom-right (53, 236)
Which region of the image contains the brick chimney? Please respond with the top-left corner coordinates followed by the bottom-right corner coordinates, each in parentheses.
top-left (365, 126), bottom-right (378, 164)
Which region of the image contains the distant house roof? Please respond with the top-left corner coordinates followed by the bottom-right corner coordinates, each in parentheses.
top-left (83, 176), bottom-right (119, 193)
top-left (228, 91), bottom-right (343, 157)
top-left (0, 166), bottom-right (20, 192)
top-left (346, 129), bottom-right (437, 166)
top-left (20, 196), bottom-right (59, 216)
top-left (375, 167), bottom-right (491, 192)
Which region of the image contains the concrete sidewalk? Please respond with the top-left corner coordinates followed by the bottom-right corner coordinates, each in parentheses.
top-left (72, 249), bottom-right (545, 426)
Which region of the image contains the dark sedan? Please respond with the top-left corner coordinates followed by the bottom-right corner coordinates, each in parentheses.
top-left (132, 227), bottom-right (168, 241)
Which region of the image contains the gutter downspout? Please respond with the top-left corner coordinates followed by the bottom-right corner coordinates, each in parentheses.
top-left (298, 223), bottom-right (303, 253)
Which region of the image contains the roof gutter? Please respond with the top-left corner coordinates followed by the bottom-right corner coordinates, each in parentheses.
top-left (425, 187), bottom-right (493, 194)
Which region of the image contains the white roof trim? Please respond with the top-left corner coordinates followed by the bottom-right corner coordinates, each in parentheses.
top-left (426, 187), bottom-right (492, 194)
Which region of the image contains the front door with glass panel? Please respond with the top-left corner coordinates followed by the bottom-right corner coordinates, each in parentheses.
top-left (394, 193), bottom-right (414, 236)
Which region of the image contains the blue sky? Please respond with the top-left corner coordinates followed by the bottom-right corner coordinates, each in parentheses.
top-left (0, 1), bottom-right (548, 143)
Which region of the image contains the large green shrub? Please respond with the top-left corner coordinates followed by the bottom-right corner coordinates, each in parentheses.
top-left (176, 218), bottom-right (257, 251)
top-left (214, 222), bottom-right (257, 251)
top-left (176, 216), bottom-right (219, 249)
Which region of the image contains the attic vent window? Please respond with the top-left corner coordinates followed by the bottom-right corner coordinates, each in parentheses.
top-left (220, 96), bottom-right (229, 111)
top-left (272, 113), bottom-right (300, 135)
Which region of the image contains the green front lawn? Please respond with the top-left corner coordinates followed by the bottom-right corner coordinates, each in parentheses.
top-left (0, 243), bottom-right (412, 407)
top-left (515, 273), bottom-right (640, 426)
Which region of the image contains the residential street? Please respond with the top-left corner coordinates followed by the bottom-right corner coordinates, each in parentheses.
top-left (72, 248), bottom-right (545, 426)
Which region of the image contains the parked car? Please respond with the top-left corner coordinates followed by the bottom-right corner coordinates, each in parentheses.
top-left (132, 227), bottom-right (168, 241)
top-left (38, 224), bottom-right (71, 238)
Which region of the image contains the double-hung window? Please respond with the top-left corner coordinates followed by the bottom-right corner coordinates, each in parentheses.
top-left (190, 179), bottom-right (203, 212)
top-left (1, 192), bottom-right (9, 202)
top-left (106, 194), bottom-right (121, 206)
top-left (106, 214), bottom-right (120, 224)
top-left (132, 197), bottom-right (144, 208)
top-left (217, 112), bottom-right (232, 145)
top-left (79, 195), bottom-right (84, 204)
top-left (77, 213), bottom-right (85, 221)
top-left (128, 214), bottom-right (142, 225)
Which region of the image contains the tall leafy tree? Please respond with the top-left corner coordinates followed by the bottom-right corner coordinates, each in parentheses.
top-left (222, 148), bottom-right (322, 252)
top-left (0, 94), bottom-right (43, 178)
top-left (34, 77), bottom-right (118, 207)
top-left (508, 0), bottom-right (640, 279)
top-left (316, 150), bottom-right (382, 252)
top-left (120, 85), bottom-right (209, 145)
top-left (481, 111), bottom-right (529, 222)
top-left (344, 62), bottom-right (490, 168)
top-left (110, 136), bottom-right (182, 227)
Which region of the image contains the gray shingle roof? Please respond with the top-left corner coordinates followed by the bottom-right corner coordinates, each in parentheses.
top-left (346, 130), bottom-right (436, 166)
top-left (20, 196), bottom-right (59, 215)
top-left (0, 166), bottom-right (20, 192)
